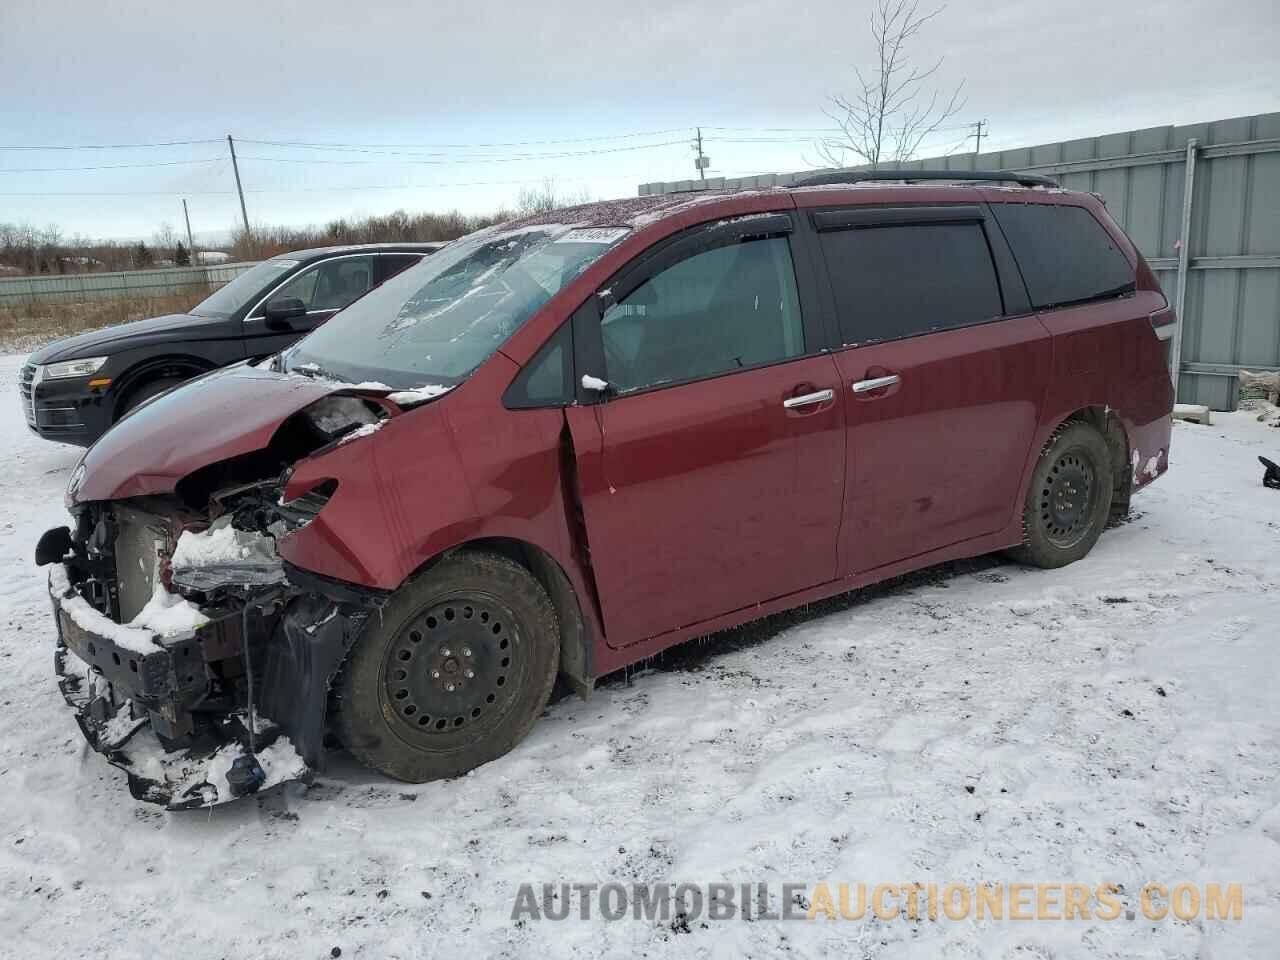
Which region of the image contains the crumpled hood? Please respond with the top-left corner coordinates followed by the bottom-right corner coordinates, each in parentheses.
top-left (30, 313), bottom-right (232, 363)
top-left (73, 364), bottom-right (345, 503)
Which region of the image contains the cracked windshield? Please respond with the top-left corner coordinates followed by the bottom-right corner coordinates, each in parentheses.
top-left (287, 225), bottom-right (629, 388)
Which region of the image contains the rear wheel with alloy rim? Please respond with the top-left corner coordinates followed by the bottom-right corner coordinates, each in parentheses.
top-left (336, 551), bottom-right (559, 782)
top-left (1007, 420), bottom-right (1114, 569)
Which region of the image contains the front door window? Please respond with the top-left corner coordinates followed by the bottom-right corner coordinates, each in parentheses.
top-left (263, 256), bottom-right (376, 315)
top-left (600, 236), bottom-right (805, 392)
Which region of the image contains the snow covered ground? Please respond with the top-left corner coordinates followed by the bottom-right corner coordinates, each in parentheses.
top-left (1, 349), bottom-right (1278, 959)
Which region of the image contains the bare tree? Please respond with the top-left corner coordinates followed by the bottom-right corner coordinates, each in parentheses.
top-left (812, 0), bottom-right (965, 170)
top-left (153, 222), bottom-right (178, 258)
top-left (515, 178), bottom-right (591, 216)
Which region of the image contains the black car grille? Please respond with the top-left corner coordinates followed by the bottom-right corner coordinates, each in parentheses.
top-left (19, 362), bottom-right (36, 427)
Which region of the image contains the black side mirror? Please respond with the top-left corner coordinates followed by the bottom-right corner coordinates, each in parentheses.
top-left (263, 297), bottom-right (308, 328)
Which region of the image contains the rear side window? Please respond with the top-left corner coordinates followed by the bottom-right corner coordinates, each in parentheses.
top-left (992, 203), bottom-right (1134, 310)
top-left (818, 222), bottom-right (1003, 346)
top-left (600, 236), bottom-right (804, 393)
top-left (378, 254), bottom-right (421, 283)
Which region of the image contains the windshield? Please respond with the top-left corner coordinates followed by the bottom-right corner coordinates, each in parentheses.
top-left (190, 259), bottom-right (298, 317)
top-left (285, 225), bottom-right (628, 390)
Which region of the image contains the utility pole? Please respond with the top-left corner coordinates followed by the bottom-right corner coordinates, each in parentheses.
top-left (182, 198), bottom-right (196, 265)
top-left (972, 119), bottom-right (988, 157)
top-left (226, 134), bottom-right (250, 237)
top-left (694, 127), bottom-right (708, 181)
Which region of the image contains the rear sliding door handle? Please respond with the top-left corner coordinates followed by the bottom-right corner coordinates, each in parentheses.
top-left (851, 374), bottom-right (901, 394)
top-left (782, 388), bottom-right (835, 409)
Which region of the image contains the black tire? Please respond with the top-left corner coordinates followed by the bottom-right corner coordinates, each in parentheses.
top-left (1007, 420), bottom-right (1114, 569)
top-left (120, 376), bottom-right (187, 415)
top-left (335, 551), bottom-right (559, 782)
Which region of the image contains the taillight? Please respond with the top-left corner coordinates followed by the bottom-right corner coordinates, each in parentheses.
top-left (1149, 306), bottom-right (1176, 341)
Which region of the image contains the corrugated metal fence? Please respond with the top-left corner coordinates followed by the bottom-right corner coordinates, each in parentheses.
top-left (0, 261), bottom-right (260, 307)
top-left (639, 112), bottom-right (1280, 410)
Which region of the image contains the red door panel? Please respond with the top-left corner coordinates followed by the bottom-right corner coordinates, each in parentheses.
top-left (833, 315), bottom-right (1052, 575)
top-left (567, 355), bottom-right (846, 648)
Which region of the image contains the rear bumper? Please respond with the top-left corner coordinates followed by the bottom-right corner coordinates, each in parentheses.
top-left (49, 569), bottom-right (309, 809)
top-left (1129, 411), bottom-right (1174, 493)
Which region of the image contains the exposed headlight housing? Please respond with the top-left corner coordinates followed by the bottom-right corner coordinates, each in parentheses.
top-left (303, 395), bottom-right (381, 441)
top-left (45, 356), bottom-right (108, 380)
top-left (64, 461), bottom-right (87, 508)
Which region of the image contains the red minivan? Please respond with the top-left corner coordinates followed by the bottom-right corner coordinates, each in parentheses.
top-left (39, 172), bottom-right (1174, 807)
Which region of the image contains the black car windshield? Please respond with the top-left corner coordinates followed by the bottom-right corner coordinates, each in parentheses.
top-left (189, 259), bottom-right (298, 317)
top-left (285, 224), bottom-right (629, 390)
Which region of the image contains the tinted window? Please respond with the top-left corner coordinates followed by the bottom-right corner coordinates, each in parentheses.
top-left (819, 222), bottom-right (1003, 345)
top-left (379, 254), bottom-right (421, 283)
top-left (268, 256), bottom-right (376, 313)
top-left (992, 203), bottom-right (1134, 309)
top-left (600, 236), bottom-right (804, 393)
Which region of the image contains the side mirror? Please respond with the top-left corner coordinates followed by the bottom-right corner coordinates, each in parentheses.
top-left (263, 297), bottom-right (307, 328)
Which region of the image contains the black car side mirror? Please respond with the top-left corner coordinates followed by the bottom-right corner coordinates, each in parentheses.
top-left (263, 297), bottom-right (308, 328)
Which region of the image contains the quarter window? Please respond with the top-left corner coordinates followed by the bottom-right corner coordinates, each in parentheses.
top-left (818, 222), bottom-right (1004, 346)
top-left (600, 236), bottom-right (804, 393)
top-left (991, 203), bottom-right (1135, 309)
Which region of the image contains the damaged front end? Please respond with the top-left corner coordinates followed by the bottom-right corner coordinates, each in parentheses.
top-left (39, 393), bottom-right (392, 809)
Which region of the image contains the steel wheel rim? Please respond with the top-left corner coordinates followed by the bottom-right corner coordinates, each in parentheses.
top-left (381, 596), bottom-right (518, 742)
top-left (1039, 450), bottom-right (1098, 548)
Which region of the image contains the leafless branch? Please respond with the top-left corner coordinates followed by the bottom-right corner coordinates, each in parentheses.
top-left (810, 0), bottom-right (967, 171)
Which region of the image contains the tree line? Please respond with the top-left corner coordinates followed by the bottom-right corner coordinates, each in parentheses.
top-left (2, 178), bottom-right (593, 275)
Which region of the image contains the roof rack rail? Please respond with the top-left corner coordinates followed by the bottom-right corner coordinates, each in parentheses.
top-left (791, 169), bottom-right (1058, 189)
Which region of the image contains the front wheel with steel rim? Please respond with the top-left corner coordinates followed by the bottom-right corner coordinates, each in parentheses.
top-left (1007, 420), bottom-right (1114, 569)
top-left (335, 551), bottom-right (559, 783)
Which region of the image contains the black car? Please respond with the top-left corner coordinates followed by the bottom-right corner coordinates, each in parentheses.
top-left (19, 242), bottom-right (443, 446)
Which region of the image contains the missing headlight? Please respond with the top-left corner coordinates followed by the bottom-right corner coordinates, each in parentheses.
top-left (303, 395), bottom-right (382, 441)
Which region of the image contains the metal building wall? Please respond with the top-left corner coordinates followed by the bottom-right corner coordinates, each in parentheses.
top-left (639, 113), bottom-right (1280, 409)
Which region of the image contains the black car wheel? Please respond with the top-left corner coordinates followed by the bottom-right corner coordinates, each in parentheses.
top-left (1008, 420), bottom-right (1114, 569)
top-left (120, 376), bottom-right (187, 416)
top-left (335, 551), bottom-right (559, 782)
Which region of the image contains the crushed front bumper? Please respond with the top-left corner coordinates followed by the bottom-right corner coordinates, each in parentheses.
top-left (49, 564), bottom-right (375, 810)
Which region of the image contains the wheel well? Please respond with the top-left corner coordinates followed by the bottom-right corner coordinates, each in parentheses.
top-left (436, 537), bottom-right (595, 698)
top-left (112, 356), bottom-right (212, 420)
top-left (1059, 405), bottom-right (1132, 518)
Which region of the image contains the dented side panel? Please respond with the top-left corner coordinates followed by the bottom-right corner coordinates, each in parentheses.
top-left (276, 397), bottom-right (480, 588)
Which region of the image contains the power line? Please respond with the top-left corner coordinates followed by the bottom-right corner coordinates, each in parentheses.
top-left (235, 140), bottom-right (689, 166)
top-left (238, 129), bottom-right (689, 150)
top-left (0, 138), bottom-right (222, 151)
top-left (0, 127), bottom-right (854, 154)
top-left (0, 158), bottom-right (222, 173)
top-left (0, 169), bottom-right (667, 197)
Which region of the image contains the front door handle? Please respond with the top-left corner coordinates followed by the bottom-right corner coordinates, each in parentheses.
top-left (783, 388), bottom-right (835, 409)
top-left (851, 374), bottom-right (901, 394)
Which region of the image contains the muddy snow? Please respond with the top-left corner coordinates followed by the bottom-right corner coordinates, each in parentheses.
top-left (1, 351), bottom-right (1278, 959)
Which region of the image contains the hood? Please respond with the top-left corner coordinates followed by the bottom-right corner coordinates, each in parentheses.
top-left (30, 313), bottom-right (235, 363)
top-left (73, 364), bottom-right (348, 503)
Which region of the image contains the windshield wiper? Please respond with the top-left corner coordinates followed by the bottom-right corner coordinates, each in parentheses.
top-left (288, 361), bottom-right (345, 382)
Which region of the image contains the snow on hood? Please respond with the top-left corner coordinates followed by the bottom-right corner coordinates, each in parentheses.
top-left (387, 384), bottom-right (453, 406)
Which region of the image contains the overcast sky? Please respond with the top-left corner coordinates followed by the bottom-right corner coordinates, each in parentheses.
top-left (2, 0), bottom-right (1277, 242)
